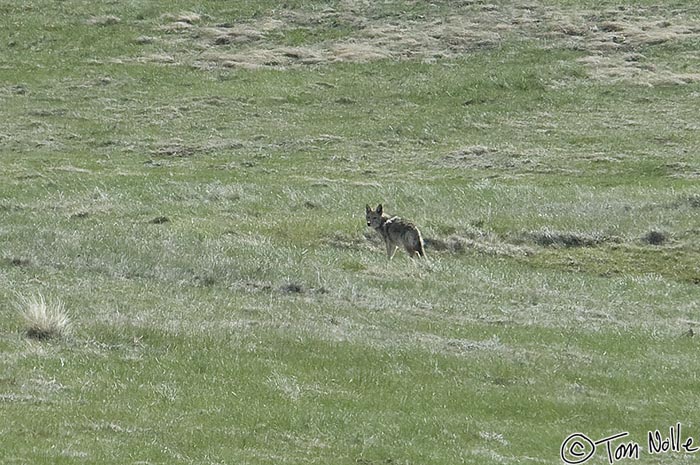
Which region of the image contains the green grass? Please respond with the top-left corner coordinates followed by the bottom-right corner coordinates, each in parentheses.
top-left (1, 0), bottom-right (700, 464)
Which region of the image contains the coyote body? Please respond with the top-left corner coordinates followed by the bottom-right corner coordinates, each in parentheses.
top-left (366, 204), bottom-right (426, 259)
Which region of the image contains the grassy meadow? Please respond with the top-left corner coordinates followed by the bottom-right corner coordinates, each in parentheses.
top-left (1, 1), bottom-right (699, 463)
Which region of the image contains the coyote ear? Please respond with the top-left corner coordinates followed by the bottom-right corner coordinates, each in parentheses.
top-left (376, 204), bottom-right (383, 214)
top-left (366, 204), bottom-right (371, 213)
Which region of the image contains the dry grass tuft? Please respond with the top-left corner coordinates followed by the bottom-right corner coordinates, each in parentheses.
top-left (18, 294), bottom-right (72, 340)
top-left (425, 232), bottom-right (533, 258)
top-left (162, 12), bottom-right (203, 25)
top-left (331, 43), bottom-right (392, 62)
top-left (578, 54), bottom-right (700, 86)
top-left (518, 229), bottom-right (615, 248)
top-left (140, 53), bottom-right (177, 64)
top-left (151, 141), bottom-right (198, 157)
top-left (137, 2), bottom-right (700, 76)
top-left (86, 15), bottom-right (121, 26)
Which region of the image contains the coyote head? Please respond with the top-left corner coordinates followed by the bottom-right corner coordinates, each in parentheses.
top-left (365, 204), bottom-right (384, 228)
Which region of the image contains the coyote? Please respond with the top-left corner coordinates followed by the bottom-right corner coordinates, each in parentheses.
top-left (365, 204), bottom-right (426, 259)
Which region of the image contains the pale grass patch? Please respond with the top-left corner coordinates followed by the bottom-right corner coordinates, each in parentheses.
top-left (578, 54), bottom-right (700, 86)
top-left (85, 15), bottom-right (120, 26)
top-left (18, 293), bottom-right (72, 340)
top-left (479, 431), bottom-right (510, 446)
top-left (161, 11), bottom-right (203, 25)
top-left (267, 371), bottom-right (303, 401)
top-left (331, 43), bottom-right (392, 62)
top-left (140, 53), bottom-right (177, 64)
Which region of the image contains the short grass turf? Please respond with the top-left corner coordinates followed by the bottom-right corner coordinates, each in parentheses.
top-left (1, 1), bottom-right (699, 464)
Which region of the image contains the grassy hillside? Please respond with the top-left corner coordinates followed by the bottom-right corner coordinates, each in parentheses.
top-left (1, 1), bottom-right (699, 464)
